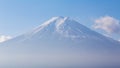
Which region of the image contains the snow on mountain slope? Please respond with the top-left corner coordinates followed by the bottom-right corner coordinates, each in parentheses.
top-left (2, 16), bottom-right (120, 50)
top-left (0, 16), bottom-right (120, 68)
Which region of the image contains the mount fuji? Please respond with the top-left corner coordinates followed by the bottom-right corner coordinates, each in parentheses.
top-left (0, 16), bottom-right (120, 68)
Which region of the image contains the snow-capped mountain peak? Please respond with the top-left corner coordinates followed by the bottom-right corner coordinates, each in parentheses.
top-left (1, 17), bottom-right (120, 67)
top-left (30, 16), bottom-right (92, 39)
top-left (20, 16), bottom-right (115, 43)
top-left (2, 16), bottom-right (120, 48)
top-left (32, 16), bottom-right (69, 34)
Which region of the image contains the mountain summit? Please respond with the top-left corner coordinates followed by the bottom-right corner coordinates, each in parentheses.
top-left (0, 17), bottom-right (120, 67)
top-left (30, 16), bottom-right (96, 39)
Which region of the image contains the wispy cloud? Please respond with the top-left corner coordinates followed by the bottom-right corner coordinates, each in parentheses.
top-left (0, 35), bottom-right (12, 43)
top-left (117, 39), bottom-right (120, 42)
top-left (93, 16), bottom-right (120, 34)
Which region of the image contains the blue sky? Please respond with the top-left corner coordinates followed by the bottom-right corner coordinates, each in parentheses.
top-left (0, 0), bottom-right (120, 41)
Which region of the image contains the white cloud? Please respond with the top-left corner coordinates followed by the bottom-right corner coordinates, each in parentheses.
top-left (0, 35), bottom-right (12, 43)
top-left (118, 39), bottom-right (120, 42)
top-left (93, 16), bottom-right (120, 34)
